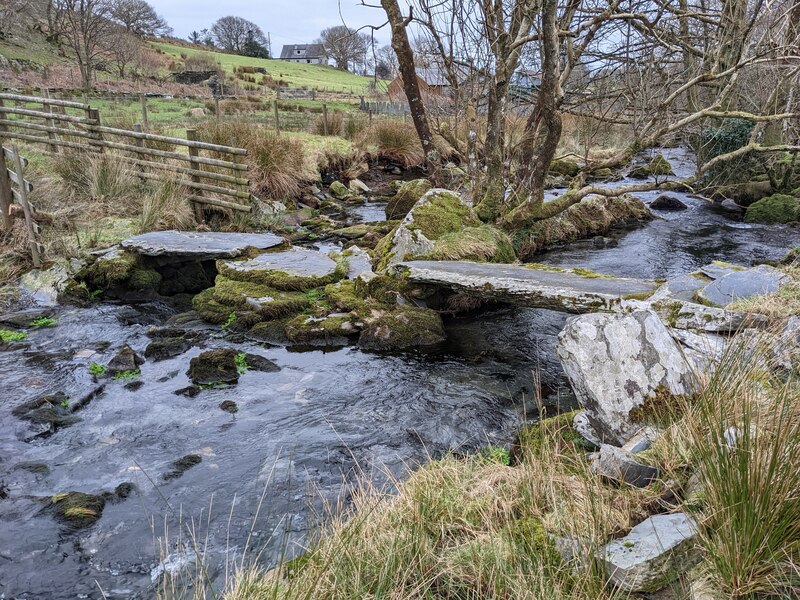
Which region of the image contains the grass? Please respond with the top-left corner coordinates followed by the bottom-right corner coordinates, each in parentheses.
top-left (235, 352), bottom-right (250, 375)
top-left (112, 369), bottom-right (141, 380)
top-left (88, 362), bottom-right (106, 376)
top-left (151, 41), bottom-right (385, 95)
top-left (29, 316), bottom-right (57, 327)
top-left (0, 329), bottom-right (27, 342)
top-left (357, 120), bottom-right (425, 168)
top-left (729, 266), bottom-right (800, 318)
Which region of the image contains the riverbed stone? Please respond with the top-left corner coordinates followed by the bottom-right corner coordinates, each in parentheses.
top-left (358, 306), bottom-right (446, 350)
top-left (653, 299), bottom-right (769, 333)
top-left (107, 344), bottom-right (144, 376)
top-left (591, 444), bottom-right (659, 487)
top-left (650, 195), bottom-right (687, 211)
top-left (187, 348), bottom-right (240, 385)
top-left (696, 265), bottom-right (789, 307)
top-left (345, 246), bottom-right (376, 281)
top-left (219, 247), bottom-right (344, 290)
top-left (699, 262), bottom-right (742, 280)
top-left (673, 329), bottom-right (727, 372)
top-left (557, 310), bottom-right (694, 445)
top-left (744, 193), bottom-right (800, 224)
top-left (596, 513), bottom-right (699, 593)
top-left (119, 231), bottom-right (284, 259)
top-left (629, 154), bottom-right (674, 179)
top-left (50, 491), bottom-right (106, 528)
top-left (649, 274), bottom-right (708, 303)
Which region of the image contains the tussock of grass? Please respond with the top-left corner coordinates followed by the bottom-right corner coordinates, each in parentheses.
top-left (357, 120), bottom-right (425, 168)
top-left (138, 177), bottom-right (195, 233)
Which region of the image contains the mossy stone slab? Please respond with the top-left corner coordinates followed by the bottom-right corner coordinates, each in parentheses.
top-left (222, 247), bottom-right (339, 279)
top-left (697, 265), bottom-right (789, 307)
top-left (120, 231), bottom-right (284, 259)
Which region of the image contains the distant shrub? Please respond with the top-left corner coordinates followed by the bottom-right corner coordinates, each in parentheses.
top-left (358, 120), bottom-right (424, 168)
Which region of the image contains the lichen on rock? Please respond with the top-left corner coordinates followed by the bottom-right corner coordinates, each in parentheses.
top-left (385, 178), bottom-right (432, 220)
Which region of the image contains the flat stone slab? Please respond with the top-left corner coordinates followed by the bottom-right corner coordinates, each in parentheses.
top-left (400, 261), bottom-right (657, 313)
top-left (649, 274), bottom-right (707, 303)
top-left (597, 513), bottom-right (699, 593)
top-left (697, 265), bottom-right (788, 307)
top-left (120, 231), bottom-right (284, 259)
top-left (223, 246), bottom-right (338, 278)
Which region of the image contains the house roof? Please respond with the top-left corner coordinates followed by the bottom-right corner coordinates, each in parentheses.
top-left (279, 44), bottom-right (326, 60)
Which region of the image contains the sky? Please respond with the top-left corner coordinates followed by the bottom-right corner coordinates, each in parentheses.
top-left (148, 0), bottom-right (390, 53)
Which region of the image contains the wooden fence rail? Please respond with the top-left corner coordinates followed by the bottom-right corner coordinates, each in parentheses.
top-left (0, 93), bottom-right (252, 213)
top-left (1, 145), bottom-right (43, 267)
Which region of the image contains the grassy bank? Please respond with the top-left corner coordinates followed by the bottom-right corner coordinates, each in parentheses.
top-left (170, 337), bottom-right (800, 600)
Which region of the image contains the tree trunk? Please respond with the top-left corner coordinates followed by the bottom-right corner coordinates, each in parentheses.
top-left (475, 75), bottom-right (510, 221)
top-left (381, 0), bottom-right (435, 170)
top-left (503, 0), bottom-right (563, 228)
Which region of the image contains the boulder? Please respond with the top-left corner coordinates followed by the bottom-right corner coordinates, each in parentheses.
top-left (358, 306), bottom-right (446, 350)
top-left (590, 444), bottom-right (659, 487)
top-left (20, 262), bottom-right (79, 306)
top-left (629, 154), bottom-right (674, 179)
top-left (653, 299), bottom-right (769, 333)
top-left (596, 513), bottom-right (699, 593)
top-left (187, 348), bottom-right (240, 385)
top-left (573, 411), bottom-right (601, 447)
top-left (107, 344), bottom-right (144, 376)
top-left (329, 181), bottom-right (350, 199)
top-left (557, 310), bottom-right (694, 445)
top-left (349, 178), bottom-right (370, 193)
top-left (673, 329), bottom-right (727, 373)
top-left (549, 158), bottom-right (581, 177)
top-left (696, 265), bottom-right (789, 307)
top-left (385, 179), bottom-right (432, 220)
top-left (621, 427), bottom-right (659, 453)
top-left (650, 195), bottom-right (687, 211)
top-left (649, 274), bottom-right (707, 303)
top-left (744, 193), bottom-right (800, 224)
top-left (344, 246), bottom-right (376, 281)
top-left (119, 231), bottom-right (284, 260)
top-left (424, 225), bottom-right (516, 263)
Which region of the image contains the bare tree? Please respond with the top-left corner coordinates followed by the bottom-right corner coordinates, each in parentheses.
top-left (376, 43), bottom-right (398, 77)
top-left (210, 15), bottom-right (267, 56)
top-left (108, 30), bottom-right (141, 78)
top-left (0, 0), bottom-right (33, 38)
top-left (110, 0), bottom-right (171, 37)
top-left (317, 25), bottom-right (369, 71)
top-left (57, 0), bottom-right (115, 90)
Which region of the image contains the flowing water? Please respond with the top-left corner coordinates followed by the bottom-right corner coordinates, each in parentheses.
top-left (0, 148), bottom-right (797, 598)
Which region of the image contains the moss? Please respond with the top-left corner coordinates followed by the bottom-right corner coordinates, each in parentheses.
top-left (623, 290), bottom-right (654, 301)
top-left (187, 348), bottom-right (240, 385)
top-left (549, 158), bottom-right (581, 177)
top-left (571, 267), bottom-right (615, 279)
top-left (324, 280), bottom-right (371, 313)
top-left (163, 454), bottom-right (202, 481)
top-left (128, 267), bottom-right (162, 290)
top-left (371, 224), bottom-right (400, 272)
top-left (629, 154), bottom-right (673, 178)
top-left (385, 178), bottom-right (432, 220)
top-left (359, 274), bottom-right (412, 305)
top-left (629, 385), bottom-right (685, 427)
top-left (523, 263), bottom-right (566, 272)
top-left (424, 225), bottom-right (517, 263)
top-left (216, 254), bottom-right (348, 292)
top-left (211, 276), bottom-right (310, 319)
top-left (515, 411), bottom-right (589, 461)
top-left (329, 180), bottom-right (349, 199)
top-left (407, 190), bottom-right (479, 241)
top-left (358, 306), bottom-right (445, 350)
top-left (744, 193), bottom-right (800, 224)
top-left (192, 288), bottom-right (233, 324)
top-left (508, 516), bottom-right (562, 566)
top-left (248, 318), bottom-right (291, 342)
top-left (75, 251), bottom-right (139, 290)
top-left (0, 328), bottom-right (27, 343)
top-left (285, 314), bottom-right (356, 343)
top-left (51, 491), bottom-right (105, 528)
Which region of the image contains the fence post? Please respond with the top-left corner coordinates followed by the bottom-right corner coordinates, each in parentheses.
top-left (322, 103), bottom-right (328, 135)
top-left (0, 99), bottom-right (7, 135)
top-left (133, 123), bottom-right (147, 181)
top-left (0, 148), bottom-right (12, 231)
top-left (10, 145), bottom-right (42, 267)
top-left (273, 100), bottom-right (280, 133)
top-left (139, 94), bottom-right (149, 130)
top-left (215, 97), bottom-right (220, 121)
top-left (186, 129), bottom-right (205, 222)
top-left (43, 89), bottom-right (59, 154)
top-left (88, 107), bottom-right (104, 154)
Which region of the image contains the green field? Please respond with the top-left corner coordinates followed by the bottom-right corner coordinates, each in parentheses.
top-left (151, 41), bottom-right (386, 95)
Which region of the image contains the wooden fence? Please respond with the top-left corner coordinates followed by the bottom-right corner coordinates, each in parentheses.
top-left (0, 92), bottom-right (252, 215)
top-left (1, 145), bottom-right (43, 267)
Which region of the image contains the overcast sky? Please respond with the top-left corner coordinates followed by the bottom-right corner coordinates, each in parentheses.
top-left (148, 0), bottom-right (390, 52)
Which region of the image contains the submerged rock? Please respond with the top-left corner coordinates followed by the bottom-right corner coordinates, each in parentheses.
top-left (107, 344), bottom-right (144, 376)
top-left (162, 454), bottom-right (202, 481)
top-left (119, 230), bottom-right (284, 259)
top-left (187, 349), bottom-right (240, 385)
top-left (50, 491), bottom-right (106, 529)
top-left (696, 264), bottom-right (789, 307)
top-left (557, 310), bottom-right (694, 445)
top-left (12, 392), bottom-right (81, 434)
top-left (359, 306), bottom-right (446, 350)
top-left (219, 400), bottom-right (238, 413)
top-left (650, 195), bottom-right (687, 211)
top-left (596, 513), bottom-right (699, 592)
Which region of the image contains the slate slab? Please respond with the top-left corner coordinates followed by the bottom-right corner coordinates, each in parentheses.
top-left (597, 513), bottom-right (699, 592)
top-left (120, 231), bottom-right (284, 259)
top-left (222, 247), bottom-right (338, 278)
top-left (697, 265), bottom-right (788, 307)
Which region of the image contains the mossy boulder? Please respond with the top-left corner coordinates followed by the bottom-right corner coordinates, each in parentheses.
top-left (587, 167), bottom-right (617, 182)
top-left (358, 306), bottom-right (445, 350)
top-left (192, 288), bottom-right (233, 324)
top-left (711, 180), bottom-right (773, 207)
top-left (385, 178), bottom-right (432, 220)
top-left (374, 189), bottom-right (480, 271)
top-left (424, 225), bottom-right (516, 263)
top-left (514, 194), bottom-right (653, 260)
top-left (629, 154), bottom-right (673, 179)
top-left (549, 158), bottom-right (581, 178)
top-left (74, 249), bottom-right (139, 290)
top-left (187, 348), bottom-right (240, 385)
top-left (329, 181), bottom-right (349, 199)
top-left (744, 193), bottom-right (800, 224)
top-left (106, 344), bottom-right (144, 377)
top-left (285, 314), bottom-right (358, 344)
top-left (217, 247), bottom-right (348, 291)
top-left (211, 275), bottom-right (310, 319)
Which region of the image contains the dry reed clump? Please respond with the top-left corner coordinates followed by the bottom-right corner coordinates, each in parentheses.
top-left (357, 119), bottom-right (425, 168)
top-left (197, 122), bottom-right (308, 200)
top-left (138, 177), bottom-right (195, 233)
top-left (312, 111), bottom-right (344, 137)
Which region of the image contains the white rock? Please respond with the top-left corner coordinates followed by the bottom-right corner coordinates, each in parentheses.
top-left (590, 444), bottom-right (659, 487)
top-left (557, 310), bottom-right (695, 445)
top-left (621, 427), bottom-right (659, 453)
top-left (596, 513), bottom-right (699, 593)
top-left (573, 411), bottom-right (601, 447)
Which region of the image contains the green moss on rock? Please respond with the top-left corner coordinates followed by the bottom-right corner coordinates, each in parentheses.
top-left (128, 267), bottom-right (162, 290)
top-left (629, 154), bottom-right (673, 178)
top-left (285, 314), bottom-right (357, 343)
top-left (192, 288), bottom-right (233, 324)
top-left (385, 178), bottom-right (432, 220)
top-left (187, 348), bottom-right (240, 385)
top-left (409, 190), bottom-right (479, 240)
top-left (549, 158), bottom-right (581, 178)
top-left (51, 491), bottom-right (106, 528)
top-left (212, 276), bottom-right (310, 319)
top-left (358, 306), bottom-right (445, 350)
top-left (744, 193), bottom-right (800, 224)
top-left (75, 251), bottom-right (139, 290)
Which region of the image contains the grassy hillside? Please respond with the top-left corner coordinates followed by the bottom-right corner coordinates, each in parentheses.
top-left (151, 41), bottom-right (385, 95)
